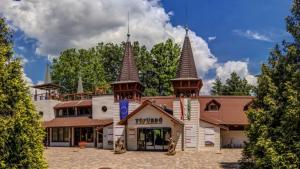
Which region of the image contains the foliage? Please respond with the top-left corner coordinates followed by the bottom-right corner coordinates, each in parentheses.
top-left (241, 0), bottom-right (300, 168)
top-left (52, 47), bottom-right (108, 94)
top-left (210, 72), bottom-right (253, 96)
top-left (0, 17), bottom-right (47, 169)
top-left (52, 39), bottom-right (180, 96)
top-left (211, 77), bottom-right (223, 95)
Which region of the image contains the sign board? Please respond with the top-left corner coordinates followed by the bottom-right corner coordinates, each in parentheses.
top-left (135, 117), bottom-right (163, 125)
top-left (184, 125), bottom-right (197, 148)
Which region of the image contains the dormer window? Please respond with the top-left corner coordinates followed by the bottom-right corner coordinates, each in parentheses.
top-left (205, 99), bottom-right (221, 111)
top-left (208, 104), bottom-right (219, 111)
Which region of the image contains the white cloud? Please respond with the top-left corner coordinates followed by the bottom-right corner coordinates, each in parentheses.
top-left (17, 46), bottom-right (26, 51)
top-left (216, 61), bottom-right (257, 86)
top-left (0, 0), bottom-right (259, 94)
top-left (200, 79), bottom-right (215, 95)
top-left (208, 36), bottom-right (216, 42)
top-left (0, 0), bottom-right (217, 78)
top-left (233, 29), bottom-right (272, 42)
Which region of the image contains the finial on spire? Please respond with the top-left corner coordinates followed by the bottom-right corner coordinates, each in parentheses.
top-left (185, 25), bottom-right (189, 36)
top-left (127, 12), bottom-right (130, 41)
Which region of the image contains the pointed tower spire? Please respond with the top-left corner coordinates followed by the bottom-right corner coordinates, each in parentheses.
top-left (176, 28), bottom-right (198, 79)
top-left (111, 14), bottom-right (144, 102)
top-left (171, 28), bottom-right (202, 97)
top-left (118, 12), bottom-right (139, 82)
top-left (77, 75), bottom-right (83, 93)
top-left (44, 63), bottom-right (52, 84)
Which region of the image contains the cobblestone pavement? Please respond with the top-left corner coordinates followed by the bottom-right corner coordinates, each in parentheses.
top-left (45, 147), bottom-right (242, 169)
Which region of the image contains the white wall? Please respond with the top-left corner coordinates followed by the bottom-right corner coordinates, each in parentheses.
top-left (92, 95), bottom-right (114, 120)
top-left (198, 121), bottom-right (221, 151)
top-left (126, 105), bottom-right (182, 151)
top-left (221, 130), bottom-right (247, 148)
top-left (173, 99), bottom-right (200, 151)
top-left (103, 124), bottom-right (113, 149)
top-left (34, 100), bottom-right (60, 121)
top-left (113, 102), bottom-right (140, 150)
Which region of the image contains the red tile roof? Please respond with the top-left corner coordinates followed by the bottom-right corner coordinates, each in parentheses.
top-left (141, 95), bottom-right (254, 125)
top-left (175, 33), bottom-right (198, 79)
top-left (43, 117), bottom-right (112, 128)
top-left (118, 41), bottom-right (140, 82)
top-left (199, 96), bottom-right (254, 125)
top-left (54, 100), bottom-right (92, 109)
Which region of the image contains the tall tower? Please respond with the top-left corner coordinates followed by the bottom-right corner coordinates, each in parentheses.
top-left (111, 31), bottom-right (144, 102)
top-left (171, 27), bottom-right (202, 151)
top-left (171, 27), bottom-right (203, 97)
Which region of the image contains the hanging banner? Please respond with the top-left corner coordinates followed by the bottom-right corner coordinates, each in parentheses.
top-left (181, 98), bottom-right (191, 120)
top-left (119, 99), bottom-right (129, 120)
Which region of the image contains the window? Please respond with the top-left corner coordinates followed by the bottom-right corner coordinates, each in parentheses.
top-left (204, 127), bottom-right (215, 147)
top-left (39, 111), bottom-right (43, 116)
top-left (56, 108), bottom-right (75, 117)
top-left (102, 106), bottom-right (107, 112)
top-left (78, 107), bottom-right (92, 116)
top-left (52, 128), bottom-right (58, 142)
top-left (208, 104), bottom-right (219, 111)
top-left (63, 128), bottom-right (69, 141)
top-left (98, 129), bottom-right (103, 143)
top-left (68, 108), bottom-right (75, 116)
top-left (80, 127), bottom-right (94, 142)
top-left (205, 99), bottom-right (220, 111)
top-left (52, 127), bottom-right (70, 142)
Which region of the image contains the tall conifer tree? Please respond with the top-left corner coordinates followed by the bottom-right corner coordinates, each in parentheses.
top-left (241, 0), bottom-right (300, 168)
top-left (0, 17), bottom-right (47, 168)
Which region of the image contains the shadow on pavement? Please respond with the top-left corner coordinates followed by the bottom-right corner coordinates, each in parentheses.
top-left (219, 162), bottom-right (240, 169)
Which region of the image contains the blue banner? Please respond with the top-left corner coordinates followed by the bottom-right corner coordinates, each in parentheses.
top-left (119, 99), bottom-right (129, 120)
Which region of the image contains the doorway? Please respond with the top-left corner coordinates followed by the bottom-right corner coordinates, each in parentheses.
top-left (74, 127), bottom-right (94, 146)
top-left (137, 128), bottom-right (171, 151)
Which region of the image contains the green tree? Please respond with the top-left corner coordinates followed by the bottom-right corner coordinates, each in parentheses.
top-left (52, 39), bottom-right (180, 96)
top-left (241, 1), bottom-right (300, 168)
top-left (149, 39), bottom-right (180, 96)
top-left (210, 72), bottom-right (253, 96)
top-left (211, 77), bottom-right (223, 95)
top-left (96, 42), bottom-right (123, 83)
top-left (52, 47), bottom-right (107, 94)
top-left (0, 17), bottom-right (47, 168)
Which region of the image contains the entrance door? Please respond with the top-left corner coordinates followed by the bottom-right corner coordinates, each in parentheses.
top-left (137, 128), bottom-right (171, 151)
top-left (74, 128), bottom-right (80, 146)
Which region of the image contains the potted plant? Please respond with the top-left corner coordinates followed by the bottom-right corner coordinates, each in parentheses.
top-left (79, 141), bottom-right (87, 149)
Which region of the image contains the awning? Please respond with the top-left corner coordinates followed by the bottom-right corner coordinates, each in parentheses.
top-left (43, 117), bottom-right (113, 128)
top-left (54, 100), bottom-right (92, 109)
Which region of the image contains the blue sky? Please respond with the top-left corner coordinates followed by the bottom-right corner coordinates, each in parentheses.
top-left (162, 0), bottom-right (292, 75)
top-left (0, 0), bottom-right (293, 93)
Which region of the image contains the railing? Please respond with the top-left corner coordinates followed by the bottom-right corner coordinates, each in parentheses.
top-left (33, 89), bottom-right (108, 102)
top-left (33, 93), bottom-right (60, 101)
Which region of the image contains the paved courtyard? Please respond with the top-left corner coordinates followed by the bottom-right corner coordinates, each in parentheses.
top-left (45, 147), bottom-right (243, 169)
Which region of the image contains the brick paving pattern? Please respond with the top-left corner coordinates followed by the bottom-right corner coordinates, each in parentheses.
top-left (45, 147), bottom-right (242, 169)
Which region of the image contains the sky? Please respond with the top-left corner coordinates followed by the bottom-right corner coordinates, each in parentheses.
top-left (0, 0), bottom-right (293, 94)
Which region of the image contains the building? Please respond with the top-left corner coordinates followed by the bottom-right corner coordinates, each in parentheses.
top-left (32, 28), bottom-right (254, 151)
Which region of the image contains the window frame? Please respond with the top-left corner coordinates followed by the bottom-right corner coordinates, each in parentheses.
top-left (52, 127), bottom-right (70, 142)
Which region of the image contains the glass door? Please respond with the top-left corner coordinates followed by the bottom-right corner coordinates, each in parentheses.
top-left (137, 128), bottom-right (171, 151)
